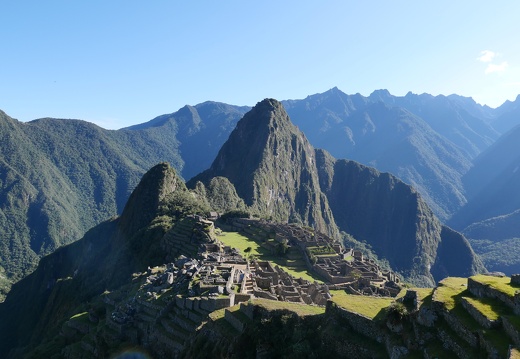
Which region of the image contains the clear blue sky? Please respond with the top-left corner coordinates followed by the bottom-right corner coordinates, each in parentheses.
top-left (1, 1), bottom-right (519, 129)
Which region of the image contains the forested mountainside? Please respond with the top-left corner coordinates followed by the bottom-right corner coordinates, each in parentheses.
top-left (449, 124), bottom-right (520, 274)
top-left (0, 103), bottom-right (247, 298)
top-left (124, 101), bottom-right (250, 180)
top-left (189, 99), bottom-right (483, 286)
top-left (0, 163), bottom-right (192, 356)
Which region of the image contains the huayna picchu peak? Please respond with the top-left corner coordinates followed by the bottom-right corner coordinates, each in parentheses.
top-left (188, 98), bottom-right (339, 239)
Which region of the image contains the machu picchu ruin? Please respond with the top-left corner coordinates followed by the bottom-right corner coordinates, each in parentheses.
top-left (24, 212), bottom-right (520, 358)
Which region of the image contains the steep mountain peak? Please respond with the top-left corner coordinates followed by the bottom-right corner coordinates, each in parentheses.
top-left (324, 86), bottom-right (344, 96)
top-left (188, 99), bottom-right (338, 236)
top-left (228, 98), bottom-right (296, 141)
top-left (368, 89), bottom-right (393, 103)
top-left (119, 162), bottom-right (182, 235)
top-left (188, 98), bottom-right (304, 192)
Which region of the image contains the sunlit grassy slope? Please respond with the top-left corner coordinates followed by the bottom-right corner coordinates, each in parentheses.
top-left (216, 230), bottom-right (321, 282)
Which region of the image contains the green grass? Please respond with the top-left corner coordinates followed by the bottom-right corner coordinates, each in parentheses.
top-left (70, 311), bottom-right (88, 320)
top-left (218, 231), bottom-right (262, 256)
top-left (432, 277), bottom-right (468, 310)
top-left (218, 229), bottom-right (322, 282)
top-left (329, 290), bottom-right (394, 320)
top-left (251, 298), bottom-right (325, 316)
top-left (423, 339), bottom-right (458, 359)
top-left (470, 274), bottom-right (520, 298)
top-left (267, 256), bottom-right (320, 282)
top-left (411, 287), bottom-right (435, 302)
top-left (432, 278), bottom-right (483, 331)
top-left (463, 296), bottom-right (510, 321)
top-left (69, 311), bottom-right (91, 324)
top-left (307, 246), bottom-right (335, 256)
top-left (506, 315), bottom-right (520, 332)
top-left (208, 307), bottom-right (229, 321)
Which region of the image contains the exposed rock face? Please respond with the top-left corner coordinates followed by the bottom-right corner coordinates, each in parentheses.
top-left (189, 99), bottom-right (338, 237)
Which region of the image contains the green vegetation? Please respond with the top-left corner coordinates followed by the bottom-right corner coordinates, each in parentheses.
top-left (70, 312), bottom-right (88, 321)
top-left (208, 307), bottom-right (229, 321)
top-left (0, 103), bottom-right (248, 297)
top-left (411, 287), bottom-right (434, 303)
top-left (203, 177), bottom-right (247, 213)
top-left (329, 290), bottom-right (396, 320)
top-left (463, 296), bottom-right (509, 321)
top-left (431, 276), bottom-right (515, 357)
top-left (469, 238), bottom-right (520, 274)
top-left (252, 298), bottom-right (325, 316)
top-left (470, 274), bottom-right (520, 297)
top-left (432, 277), bottom-right (467, 310)
top-left (217, 231), bottom-right (261, 257)
top-left (217, 229), bottom-right (320, 282)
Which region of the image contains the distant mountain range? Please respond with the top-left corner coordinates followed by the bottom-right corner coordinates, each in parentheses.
top-left (1, 87), bottom-right (520, 299)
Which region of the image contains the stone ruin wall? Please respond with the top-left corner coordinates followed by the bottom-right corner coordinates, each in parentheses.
top-left (459, 297), bottom-right (500, 329)
top-left (437, 329), bottom-right (473, 359)
top-left (439, 307), bottom-right (478, 348)
top-left (468, 277), bottom-right (520, 315)
top-left (325, 301), bottom-right (383, 344)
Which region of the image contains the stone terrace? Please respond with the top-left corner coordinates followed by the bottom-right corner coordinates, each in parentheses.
top-left (431, 275), bottom-right (520, 358)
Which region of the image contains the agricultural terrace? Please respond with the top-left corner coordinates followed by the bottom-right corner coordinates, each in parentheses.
top-left (432, 277), bottom-right (468, 310)
top-left (470, 274), bottom-right (520, 298)
top-left (329, 290), bottom-right (397, 320)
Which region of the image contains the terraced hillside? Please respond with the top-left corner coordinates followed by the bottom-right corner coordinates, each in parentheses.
top-left (18, 215), bottom-right (520, 358)
top-left (430, 275), bottom-right (520, 358)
